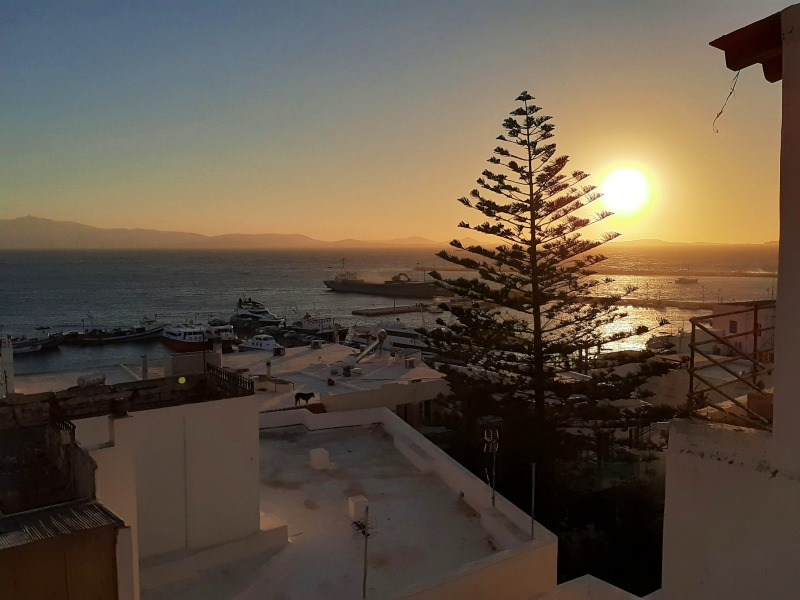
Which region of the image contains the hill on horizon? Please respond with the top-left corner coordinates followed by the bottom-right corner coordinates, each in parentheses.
top-left (0, 217), bottom-right (449, 250)
top-left (0, 216), bottom-right (778, 250)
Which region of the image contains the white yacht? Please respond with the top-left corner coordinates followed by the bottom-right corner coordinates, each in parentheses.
top-left (345, 320), bottom-right (430, 351)
top-left (238, 334), bottom-right (284, 353)
top-left (230, 298), bottom-right (283, 328)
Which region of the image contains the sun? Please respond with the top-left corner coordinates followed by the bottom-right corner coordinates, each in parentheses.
top-left (601, 168), bottom-right (650, 215)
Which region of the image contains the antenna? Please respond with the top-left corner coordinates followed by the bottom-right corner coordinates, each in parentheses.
top-left (352, 505), bottom-right (372, 599)
top-left (483, 428), bottom-right (499, 508)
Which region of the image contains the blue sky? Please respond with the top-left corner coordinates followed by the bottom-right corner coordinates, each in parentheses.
top-left (0, 1), bottom-right (789, 242)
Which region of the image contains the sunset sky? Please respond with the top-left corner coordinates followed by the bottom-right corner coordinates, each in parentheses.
top-left (0, 1), bottom-right (787, 244)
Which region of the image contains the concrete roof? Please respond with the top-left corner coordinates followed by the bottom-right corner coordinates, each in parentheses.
top-left (221, 344), bottom-right (445, 412)
top-left (143, 424), bottom-right (500, 599)
top-left (12, 363), bottom-right (155, 395)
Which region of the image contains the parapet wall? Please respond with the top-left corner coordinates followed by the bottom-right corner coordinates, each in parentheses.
top-left (260, 407), bottom-right (558, 599)
top-left (661, 420), bottom-right (800, 600)
top-left (322, 378), bottom-right (449, 412)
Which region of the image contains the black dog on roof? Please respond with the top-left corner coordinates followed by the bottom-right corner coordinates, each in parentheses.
top-left (294, 391), bottom-right (315, 406)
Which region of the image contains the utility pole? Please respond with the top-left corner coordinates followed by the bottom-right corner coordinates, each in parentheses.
top-left (530, 462), bottom-right (536, 539)
top-left (362, 506), bottom-right (369, 599)
top-left (484, 428), bottom-right (499, 507)
top-left (353, 506), bottom-right (371, 599)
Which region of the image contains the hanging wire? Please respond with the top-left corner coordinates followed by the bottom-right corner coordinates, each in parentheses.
top-left (712, 70), bottom-right (741, 133)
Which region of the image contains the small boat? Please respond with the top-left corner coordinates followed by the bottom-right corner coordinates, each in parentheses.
top-left (238, 334), bottom-right (284, 353)
top-left (288, 313), bottom-right (342, 339)
top-left (345, 320), bottom-right (431, 351)
top-left (8, 330), bottom-right (66, 355)
top-left (675, 277), bottom-right (699, 284)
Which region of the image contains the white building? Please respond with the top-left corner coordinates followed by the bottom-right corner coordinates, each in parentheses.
top-left (221, 342), bottom-right (450, 426)
top-left (706, 300), bottom-right (776, 360)
top-left (140, 407), bottom-right (559, 599)
top-left (655, 7), bottom-right (800, 598)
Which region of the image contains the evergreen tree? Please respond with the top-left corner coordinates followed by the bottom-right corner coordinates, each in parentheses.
top-left (430, 91), bottom-right (644, 417)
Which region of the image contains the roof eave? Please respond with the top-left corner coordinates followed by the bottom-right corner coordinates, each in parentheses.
top-left (710, 11), bottom-right (782, 83)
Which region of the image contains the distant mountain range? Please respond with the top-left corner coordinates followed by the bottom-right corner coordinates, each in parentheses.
top-left (0, 217), bottom-right (449, 250)
top-left (0, 217), bottom-right (778, 250)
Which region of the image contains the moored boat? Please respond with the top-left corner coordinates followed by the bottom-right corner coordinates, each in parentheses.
top-left (238, 334), bottom-right (284, 353)
top-left (323, 264), bottom-right (453, 299)
top-left (162, 321), bottom-right (237, 353)
top-left (8, 330), bottom-right (66, 355)
top-left (203, 321), bottom-right (236, 352)
top-left (288, 313), bottom-right (344, 340)
top-left (345, 320), bottom-right (431, 351)
top-left (230, 298), bottom-right (284, 329)
top-left (162, 323), bottom-right (209, 352)
top-left (77, 318), bottom-right (165, 344)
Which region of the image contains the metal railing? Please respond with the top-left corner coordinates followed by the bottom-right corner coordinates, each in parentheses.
top-left (206, 363), bottom-right (255, 396)
top-left (687, 302), bottom-right (775, 430)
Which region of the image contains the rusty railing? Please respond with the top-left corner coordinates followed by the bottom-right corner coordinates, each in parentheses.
top-left (687, 302), bottom-right (775, 429)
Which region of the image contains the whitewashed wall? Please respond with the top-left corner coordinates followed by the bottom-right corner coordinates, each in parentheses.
top-left (773, 4), bottom-right (800, 469)
top-left (75, 393), bottom-right (262, 600)
top-left (133, 395), bottom-right (261, 558)
top-left (661, 421), bottom-right (800, 599)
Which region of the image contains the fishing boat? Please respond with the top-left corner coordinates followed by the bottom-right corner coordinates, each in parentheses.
top-left (238, 334), bottom-right (284, 353)
top-left (77, 318), bottom-right (165, 344)
top-left (8, 330), bottom-right (66, 355)
top-left (162, 322), bottom-right (236, 353)
top-left (162, 323), bottom-right (208, 352)
top-left (203, 321), bottom-right (236, 352)
top-left (323, 263), bottom-right (453, 299)
top-left (675, 277), bottom-right (699, 284)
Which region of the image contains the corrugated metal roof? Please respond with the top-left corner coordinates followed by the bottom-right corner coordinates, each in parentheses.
top-left (0, 499), bottom-right (123, 550)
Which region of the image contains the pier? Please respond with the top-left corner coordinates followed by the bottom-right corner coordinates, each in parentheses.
top-left (352, 304), bottom-right (429, 316)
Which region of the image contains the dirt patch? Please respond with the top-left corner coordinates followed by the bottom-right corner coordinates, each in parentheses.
top-left (456, 497), bottom-right (479, 518)
top-left (303, 499), bottom-right (319, 510)
top-left (371, 554), bottom-right (392, 570)
top-left (264, 479), bottom-right (301, 490)
top-left (342, 482), bottom-right (367, 497)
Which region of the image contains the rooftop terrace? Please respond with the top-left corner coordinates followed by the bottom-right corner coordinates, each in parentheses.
top-left (145, 423), bottom-right (510, 599)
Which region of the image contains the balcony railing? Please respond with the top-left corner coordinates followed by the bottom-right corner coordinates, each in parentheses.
top-left (687, 302), bottom-right (775, 430)
top-left (206, 363), bottom-right (255, 396)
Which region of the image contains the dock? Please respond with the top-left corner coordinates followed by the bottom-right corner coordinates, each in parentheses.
top-left (352, 304), bottom-right (429, 316)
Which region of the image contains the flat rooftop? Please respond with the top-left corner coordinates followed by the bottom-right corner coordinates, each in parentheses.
top-left (221, 344), bottom-right (445, 411)
top-left (12, 363), bottom-right (163, 395)
top-left (144, 423), bottom-right (499, 599)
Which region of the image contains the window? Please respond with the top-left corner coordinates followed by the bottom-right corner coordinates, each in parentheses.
top-left (729, 320), bottom-right (738, 334)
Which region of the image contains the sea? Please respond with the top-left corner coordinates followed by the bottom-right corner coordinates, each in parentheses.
top-left (0, 245), bottom-right (779, 375)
